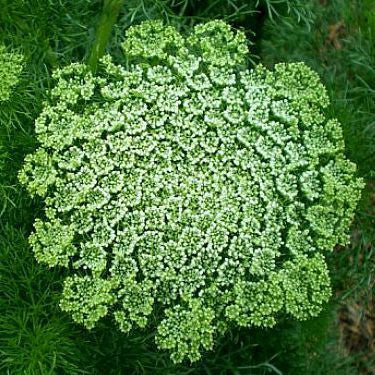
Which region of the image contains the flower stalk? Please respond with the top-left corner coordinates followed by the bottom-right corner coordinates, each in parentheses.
top-left (88, 0), bottom-right (124, 72)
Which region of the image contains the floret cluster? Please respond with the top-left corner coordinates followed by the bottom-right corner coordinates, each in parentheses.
top-left (19, 20), bottom-right (364, 362)
top-left (0, 45), bottom-right (23, 101)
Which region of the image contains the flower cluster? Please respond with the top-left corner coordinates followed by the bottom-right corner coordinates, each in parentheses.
top-left (0, 45), bottom-right (23, 101)
top-left (19, 20), bottom-right (364, 362)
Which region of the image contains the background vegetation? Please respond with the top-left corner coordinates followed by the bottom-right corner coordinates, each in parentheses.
top-left (0, 0), bottom-right (373, 373)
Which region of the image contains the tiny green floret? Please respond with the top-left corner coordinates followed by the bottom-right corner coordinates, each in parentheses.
top-left (19, 20), bottom-right (364, 362)
top-left (0, 45), bottom-right (23, 101)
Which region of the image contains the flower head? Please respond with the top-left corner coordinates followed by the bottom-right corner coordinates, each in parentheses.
top-left (0, 45), bottom-right (23, 101)
top-left (19, 20), bottom-right (364, 362)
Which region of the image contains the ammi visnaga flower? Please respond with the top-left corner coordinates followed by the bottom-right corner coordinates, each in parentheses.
top-left (0, 44), bottom-right (23, 101)
top-left (19, 20), bottom-right (364, 362)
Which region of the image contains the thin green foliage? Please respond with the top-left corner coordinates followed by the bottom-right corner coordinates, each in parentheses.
top-left (269, 305), bottom-right (358, 374)
top-left (257, 0), bottom-right (314, 25)
top-left (0, 226), bottom-right (91, 374)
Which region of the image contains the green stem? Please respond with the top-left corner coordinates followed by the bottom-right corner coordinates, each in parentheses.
top-left (88, 0), bottom-right (124, 72)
